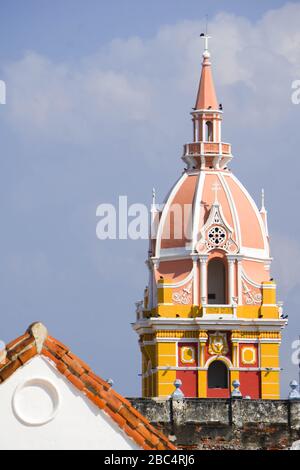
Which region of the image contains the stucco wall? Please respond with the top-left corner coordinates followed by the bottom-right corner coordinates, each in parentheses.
top-left (0, 356), bottom-right (139, 450)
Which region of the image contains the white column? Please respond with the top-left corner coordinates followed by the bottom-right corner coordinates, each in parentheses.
top-left (199, 256), bottom-right (208, 304)
top-left (146, 260), bottom-right (153, 309)
top-left (202, 120), bottom-right (206, 142)
top-left (237, 257), bottom-right (243, 305)
top-left (213, 118), bottom-right (216, 142)
top-left (192, 255), bottom-right (199, 305)
top-left (227, 257), bottom-right (235, 305)
top-left (152, 259), bottom-right (159, 307)
top-left (195, 118), bottom-right (199, 142)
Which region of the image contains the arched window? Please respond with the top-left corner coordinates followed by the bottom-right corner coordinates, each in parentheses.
top-left (207, 258), bottom-right (226, 304)
top-left (208, 361), bottom-right (228, 389)
top-left (205, 121), bottom-right (213, 142)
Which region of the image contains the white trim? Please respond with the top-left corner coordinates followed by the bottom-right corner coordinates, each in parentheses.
top-left (228, 257), bottom-right (235, 303)
top-left (241, 269), bottom-right (262, 289)
top-left (158, 269), bottom-right (194, 289)
top-left (219, 173), bottom-right (241, 247)
top-left (240, 247), bottom-right (269, 259)
top-left (192, 171), bottom-right (205, 251)
top-left (242, 254), bottom-right (273, 262)
top-left (204, 355), bottom-right (233, 369)
top-left (140, 338), bottom-right (281, 346)
top-left (155, 173), bottom-right (187, 259)
top-left (132, 318), bottom-right (287, 334)
top-left (237, 259), bottom-right (243, 305)
top-left (158, 247), bottom-right (192, 259)
top-left (192, 109), bottom-right (223, 114)
top-left (150, 366), bottom-right (281, 372)
top-left (192, 256), bottom-right (199, 305)
top-left (231, 173), bottom-right (269, 255)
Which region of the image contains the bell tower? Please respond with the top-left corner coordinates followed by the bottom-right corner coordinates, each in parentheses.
top-left (133, 35), bottom-right (287, 400)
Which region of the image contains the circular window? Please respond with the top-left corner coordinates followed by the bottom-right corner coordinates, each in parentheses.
top-left (12, 378), bottom-right (60, 426)
top-left (208, 226), bottom-right (227, 247)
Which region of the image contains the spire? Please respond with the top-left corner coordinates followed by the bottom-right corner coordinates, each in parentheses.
top-left (260, 188), bottom-right (269, 237)
top-left (260, 188), bottom-right (266, 212)
top-left (195, 34), bottom-right (218, 110)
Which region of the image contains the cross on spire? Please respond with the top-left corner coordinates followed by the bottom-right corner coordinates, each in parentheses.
top-left (200, 33), bottom-right (211, 55)
top-left (212, 182), bottom-right (221, 204)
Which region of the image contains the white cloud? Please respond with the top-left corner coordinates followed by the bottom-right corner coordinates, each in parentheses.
top-left (3, 3), bottom-right (300, 145)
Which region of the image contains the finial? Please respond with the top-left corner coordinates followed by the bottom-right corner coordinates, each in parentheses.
top-left (212, 182), bottom-right (221, 205)
top-left (200, 32), bottom-right (211, 59)
top-left (289, 380), bottom-right (300, 400)
top-left (171, 379), bottom-right (184, 399)
top-left (152, 187), bottom-right (156, 206)
top-left (106, 378), bottom-right (114, 388)
top-left (27, 322), bottom-right (48, 354)
top-left (231, 379), bottom-right (242, 398)
top-left (261, 188), bottom-right (265, 211)
top-left (0, 340), bottom-right (6, 364)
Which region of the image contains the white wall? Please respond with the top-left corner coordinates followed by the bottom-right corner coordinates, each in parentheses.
top-left (0, 356), bottom-right (139, 450)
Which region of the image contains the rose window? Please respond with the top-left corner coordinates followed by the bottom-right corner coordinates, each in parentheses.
top-left (208, 226), bottom-right (226, 246)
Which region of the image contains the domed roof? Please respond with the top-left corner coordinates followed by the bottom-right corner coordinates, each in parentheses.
top-left (153, 37), bottom-right (269, 263)
top-left (155, 169), bottom-right (269, 260)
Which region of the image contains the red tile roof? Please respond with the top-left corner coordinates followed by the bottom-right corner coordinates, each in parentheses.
top-left (0, 323), bottom-right (176, 450)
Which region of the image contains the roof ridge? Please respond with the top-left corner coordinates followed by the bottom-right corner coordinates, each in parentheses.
top-left (0, 323), bottom-right (177, 451)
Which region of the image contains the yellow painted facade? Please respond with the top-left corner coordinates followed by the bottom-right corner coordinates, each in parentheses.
top-left (198, 370), bottom-right (207, 398)
top-left (140, 323), bottom-right (283, 399)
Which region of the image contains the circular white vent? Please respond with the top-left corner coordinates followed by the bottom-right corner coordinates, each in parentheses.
top-left (12, 378), bottom-right (60, 426)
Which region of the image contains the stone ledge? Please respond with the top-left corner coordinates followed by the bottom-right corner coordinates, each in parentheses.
top-left (127, 398), bottom-right (300, 450)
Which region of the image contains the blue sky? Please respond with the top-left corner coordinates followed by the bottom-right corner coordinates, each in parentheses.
top-left (0, 0), bottom-right (289, 61)
top-left (0, 0), bottom-right (299, 397)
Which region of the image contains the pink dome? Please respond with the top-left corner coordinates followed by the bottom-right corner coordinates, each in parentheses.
top-left (155, 170), bottom-right (269, 259)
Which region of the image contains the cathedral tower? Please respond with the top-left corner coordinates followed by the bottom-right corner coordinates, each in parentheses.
top-left (133, 36), bottom-right (287, 399)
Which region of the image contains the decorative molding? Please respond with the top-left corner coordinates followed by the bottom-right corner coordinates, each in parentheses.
top-left (241, 346), bottom-right (257, 365)
top-left (172, 282), bottom-right (192, 305)
top-left (196, 186), bottom-right (238, 254)
top-left (242, 280), bottom-right (262, 305)
top-left (180, 346), bottom-right (196, 364)
top-left (208, 331), bottom-right (229, 355)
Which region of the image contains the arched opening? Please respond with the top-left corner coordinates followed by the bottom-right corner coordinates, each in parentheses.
top-left (207, 258), bottom-right (226, 304)
top-left (205, 121), bottom-right (213, 142)
top-left (208, 361), bottom-right (228, 389)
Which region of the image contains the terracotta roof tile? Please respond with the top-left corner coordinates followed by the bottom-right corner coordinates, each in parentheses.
top-left (5, 333), bottom-right (30, 351)
top-left (18, 345), bottom-right (38, 365)
top-left (68, 372), bottom-right (86, 391)
top-left (84, 389), bottom-right (106, 410)
top-left (0, 323), bottom-right (176, 450)
top-left (0, 358), bottom-right (22, 382)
